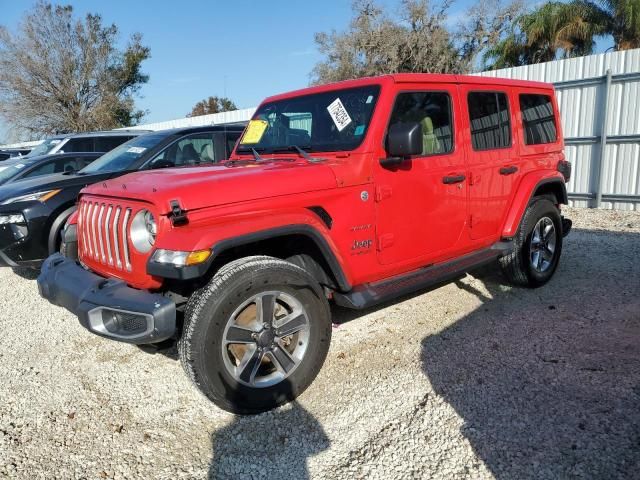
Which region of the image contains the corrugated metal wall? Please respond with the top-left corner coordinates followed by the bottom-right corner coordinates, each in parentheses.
top-left (116, 107), bottom-right (256, 131)
top-left (478, 49), bottom-right (640, 210)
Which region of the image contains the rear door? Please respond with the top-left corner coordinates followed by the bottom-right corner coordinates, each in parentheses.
top-left (374, 83), bottom-right (468, 266)
top-left (461, 86), bottom-right (521, 240)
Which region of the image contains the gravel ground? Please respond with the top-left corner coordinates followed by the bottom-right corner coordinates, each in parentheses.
top-left (1, 206), bottom-right (639, 479)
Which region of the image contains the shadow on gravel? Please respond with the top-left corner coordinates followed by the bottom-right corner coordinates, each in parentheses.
top-left (208, 381), bottom-right (329, 479)
top-left (11, 266), bottom-right (39, 280)
top-left (421, 229), bottom-right (640, 479)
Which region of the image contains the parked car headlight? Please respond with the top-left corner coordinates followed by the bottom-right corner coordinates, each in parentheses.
top-left (0, 189), bottom-right (61, 205)
top-left (0, 213), bottom-right (26, 224)
top-left (130, 209), bottom-right (156, 253)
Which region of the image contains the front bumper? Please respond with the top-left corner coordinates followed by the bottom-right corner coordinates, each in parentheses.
top-left (0, 219), bottom-right (40, 267)
top-left (37, 254), bottom-right (176, 344)
top-left (0, 203), bottom-right (50, 267)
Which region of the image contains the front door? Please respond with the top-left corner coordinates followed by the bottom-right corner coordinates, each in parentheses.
top-left (374, 84), bottom-right (468, 266)
top-left (460, 87), bottom-right (521, 240)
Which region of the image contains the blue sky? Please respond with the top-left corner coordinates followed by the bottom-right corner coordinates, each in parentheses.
top-left (0, 0), bottom-right (612, 141)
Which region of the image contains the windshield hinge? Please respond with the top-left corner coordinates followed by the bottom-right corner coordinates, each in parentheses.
top-left (169, 200), bottom-right (188, 226)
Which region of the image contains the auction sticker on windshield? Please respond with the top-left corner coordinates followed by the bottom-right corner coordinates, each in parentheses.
top-left (240, 119), bottom-right (269, 144)
top-left (327, 98), bottom-right (352, 132)
top-left (127, 147), bottom-right (146, 154)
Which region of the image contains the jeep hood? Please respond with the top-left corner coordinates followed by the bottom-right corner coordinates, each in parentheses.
top-left (82, 162), bottom-right (338, 213)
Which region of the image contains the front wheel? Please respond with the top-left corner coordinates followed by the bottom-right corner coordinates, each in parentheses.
top-left (178, 256), bottom-right (332, 414)
top-left (499, 198), bottom-right (563, 288)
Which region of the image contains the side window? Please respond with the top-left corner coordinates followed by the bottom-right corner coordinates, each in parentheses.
top-left (226, 133), bottom-right (241, 157)
top-left (22, 156), bottom-right (81, 178)
top-left (22, 160), bottom-right (56, 178)
top-left (148, 133), bottom-right (216, 169)
top-left (54, 156), bottom-right (81, 173)
top-left (519, 94), bottom-right (557, 145)
top-left (95, 136), bottom-right (129, 152)
top-left (63, 137), bottom-right (94, 152)
top-left (468, 92), bottom-right (511, 150)
top-left (77, 156), bottom-right (98, 169)
top-left (388, 92), bottom-right (453, 155)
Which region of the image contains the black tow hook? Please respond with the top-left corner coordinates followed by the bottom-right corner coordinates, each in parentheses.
top-left (561, 217), bottom-right (572, 237)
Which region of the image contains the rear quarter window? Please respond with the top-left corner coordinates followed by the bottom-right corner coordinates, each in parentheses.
top-left (519, 94), bottom-right (558, 145)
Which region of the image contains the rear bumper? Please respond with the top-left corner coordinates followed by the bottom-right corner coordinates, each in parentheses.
top-left (37, 253), bottom-right (176, 344)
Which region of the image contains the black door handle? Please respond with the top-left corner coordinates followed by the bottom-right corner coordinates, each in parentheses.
top-left (442, 174), bottom-right (466, 184)
top-left (499, 165), bottom-right (518, 175)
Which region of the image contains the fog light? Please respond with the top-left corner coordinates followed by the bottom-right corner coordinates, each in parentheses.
top-left (101, 310), bottom-right (147, 334)
top-left (87, 307), bottom-right (153, 339)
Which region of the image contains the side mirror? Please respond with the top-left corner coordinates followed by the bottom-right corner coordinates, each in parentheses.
top-left (382, 122), bottom-right (423, 167)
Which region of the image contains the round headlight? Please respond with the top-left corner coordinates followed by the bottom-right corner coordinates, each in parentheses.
top-left (130, 209), bottom-right (156, 253)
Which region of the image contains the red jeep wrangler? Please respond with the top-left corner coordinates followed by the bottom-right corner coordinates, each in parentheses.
top-left (38, 74), bottom-right (571, 414)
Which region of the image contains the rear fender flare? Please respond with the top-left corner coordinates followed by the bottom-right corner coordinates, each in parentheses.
top-left (502, 172), bottom-right (567, 238)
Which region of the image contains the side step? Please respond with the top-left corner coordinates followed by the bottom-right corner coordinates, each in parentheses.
top-left (333, 245), bottom-right (507, 310)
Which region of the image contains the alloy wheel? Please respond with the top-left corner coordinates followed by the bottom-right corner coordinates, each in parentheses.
top-left (221, 291), bottom-right (310, 388)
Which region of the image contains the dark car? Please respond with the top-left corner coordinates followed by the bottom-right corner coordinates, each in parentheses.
top-left (0, 153), bottom-right (102, 186)
top-left (0, 125), bottom-right (244, 268)
top-left (19, 130), bottom-right (145, 159)
top-left (0, 149), bottom-right (32, 161)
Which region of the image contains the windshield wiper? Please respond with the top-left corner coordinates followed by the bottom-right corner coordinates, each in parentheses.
top-left (251, 148), bottom-right (263, 162)
top-left (272, 145), bottom-right (326, 163)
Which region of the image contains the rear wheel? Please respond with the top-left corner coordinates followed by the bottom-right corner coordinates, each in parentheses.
top-left (499, 198), bottom-right (563, 287)
top-left (178, 256), bottom-right (331, 414)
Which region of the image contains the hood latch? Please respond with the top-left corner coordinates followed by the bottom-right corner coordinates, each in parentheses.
top-left (169, 200), bottom-right (188, 226)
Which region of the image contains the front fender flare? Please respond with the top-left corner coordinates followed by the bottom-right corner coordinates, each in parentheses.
top-left (211, 225), bottom-right (351, 291)
top-left (148, 215), bottom-right (352, 291)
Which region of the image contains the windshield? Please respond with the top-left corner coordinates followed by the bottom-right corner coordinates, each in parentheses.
top-left (237, 85), bottom-right (380, 154)
top-left (24, 138), bottom-right (63, 157)
top-left (0, 160), bottom-right (32, 184)
top-left (79, 133), bottom-right (167, 174)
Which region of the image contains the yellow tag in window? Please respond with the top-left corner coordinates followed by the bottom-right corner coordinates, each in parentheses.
top-left (240, 119), bottom-right (268, 144)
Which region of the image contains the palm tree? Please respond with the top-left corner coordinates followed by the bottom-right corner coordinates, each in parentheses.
top-left (483, 0), bottom-right (640, 69)
top-left (569, 0), bottom-right (640, 50)
top-left (484, 2), bottom-right (596, 68)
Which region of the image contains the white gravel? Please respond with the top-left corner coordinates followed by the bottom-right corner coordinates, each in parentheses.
top-left (1, 206), bottom-right (639, 479)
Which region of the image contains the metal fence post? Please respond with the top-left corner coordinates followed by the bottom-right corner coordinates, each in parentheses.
top-left (595, 69), bottom-right (612, 208)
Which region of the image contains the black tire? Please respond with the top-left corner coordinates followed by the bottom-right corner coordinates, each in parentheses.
top-left (59, 235), bottom-right (77, 260)
top-left (499, 198), bottom-right (563, 288)
top-left (178, 255), bottom-right (332, 414)
top-left (48, 206), bottom-right (76, 255)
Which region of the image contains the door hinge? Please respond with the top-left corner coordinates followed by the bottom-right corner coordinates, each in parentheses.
top-left (375, 185), bottom-right (393, 202)
top-left (377, 233), bottom-right (394, 251)
top-left (468, 214), bottom-right (473, 228)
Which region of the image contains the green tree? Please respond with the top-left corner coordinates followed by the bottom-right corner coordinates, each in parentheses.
top-left (0, 1), bottom-right (150, 137)
top-left (312, 0), bottom-right (464, 84)
top-left (187, 96), bottom-right (237, 117)
top-left (484, 0), bottom-right (640, 69)
top-left (484, 2), bottom-right (596, 68)
top-left (569, 0), bottom-right (640, 50)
